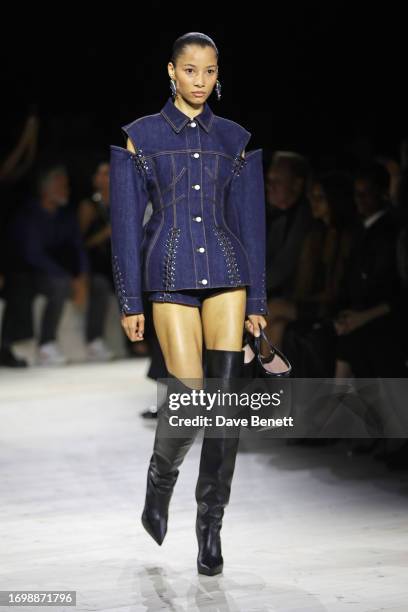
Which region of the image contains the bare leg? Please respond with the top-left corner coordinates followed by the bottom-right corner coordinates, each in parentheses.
top-left (152, 301), bottom-right (204, 388)
top-left (201, 287), bottom-right (246, 349)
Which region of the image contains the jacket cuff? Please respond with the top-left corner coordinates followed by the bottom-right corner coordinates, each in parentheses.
top-left (121, 296), bottom-right (144, 316)
top-left (246, 296), bottom-right (269, 317)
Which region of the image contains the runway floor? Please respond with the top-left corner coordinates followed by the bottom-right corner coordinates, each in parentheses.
top-left (1, 359), bottom-right (408, 611)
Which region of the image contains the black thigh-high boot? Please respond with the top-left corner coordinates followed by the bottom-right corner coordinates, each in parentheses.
top-left (141, 370), bottom-right (204, 545)
top-left (195, 349), bottom-right (243, 575)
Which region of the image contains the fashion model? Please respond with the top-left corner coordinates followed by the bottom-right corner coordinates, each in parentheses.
top-left (109, 31), bottom-right (269, 575)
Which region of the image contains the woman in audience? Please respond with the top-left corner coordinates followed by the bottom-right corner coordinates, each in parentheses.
top-left (78, 161), bottom-right (114, 361)
top-left (265, 170), bottom-right (356, 360)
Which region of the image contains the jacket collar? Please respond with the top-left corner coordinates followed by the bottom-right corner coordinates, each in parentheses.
top-left (160, 96), bottom-right (214, 133)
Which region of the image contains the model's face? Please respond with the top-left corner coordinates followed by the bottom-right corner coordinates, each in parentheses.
top-left (168, 44), bottom-right (218, 105)
top-left (308, 182), bottom-right (329, 220)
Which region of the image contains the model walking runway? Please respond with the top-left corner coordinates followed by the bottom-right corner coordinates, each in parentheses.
top-left (1, 360), bottom-right (407, 611)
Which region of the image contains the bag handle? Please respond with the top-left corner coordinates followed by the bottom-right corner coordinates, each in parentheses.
top-left (247, 327), bottom-right (292, 374)
top-left (253, 327), bottom-right (276, 364)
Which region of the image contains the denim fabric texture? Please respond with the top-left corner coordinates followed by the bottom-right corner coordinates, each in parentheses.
top-left (109, 96), bottom-right (268, 317)
top-left (147, 286), bottom-right (241, 308)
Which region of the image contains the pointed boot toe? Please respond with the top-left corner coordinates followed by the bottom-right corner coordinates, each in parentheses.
top-left (141, 507), bottom-right (167, 545)
top-left (141, 371), bottom-right (204, 546)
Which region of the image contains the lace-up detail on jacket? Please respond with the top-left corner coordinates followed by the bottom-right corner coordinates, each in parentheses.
top-left (231, 154), bottom-right (247, 177)
top-left (213, 226), bottom-right (241, 285)
top-left (163, 227), bottom-right (181, 290)
top-left (131, 148), bottom-right (149, 176)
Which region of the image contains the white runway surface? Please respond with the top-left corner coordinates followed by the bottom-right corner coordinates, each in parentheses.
top-left (1, 359), bottom-right (408, 612)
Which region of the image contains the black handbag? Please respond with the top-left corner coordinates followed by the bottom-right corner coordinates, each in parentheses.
top-left (243, 327), bottom-right (292, 378)
top-left (240, 328), bottom-right (293, 433)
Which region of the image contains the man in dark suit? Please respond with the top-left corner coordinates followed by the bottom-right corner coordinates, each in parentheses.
top-left (334, 163), bottom-right (408, 378)
top-left (263, 151), bottom-right (314, 336)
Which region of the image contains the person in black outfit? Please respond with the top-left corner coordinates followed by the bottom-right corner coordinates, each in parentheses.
top-left (263, 151), bottom-right (314, 346)
top-left (1, 164), bottom-right (89, 366)
top-left (78, 160), bottom-right (115, 361)
top-left (334, 163), bottom-right (408, 378)
top-left (0, 109), bottom-right (39, 367)
top-left (264, 150), bottom-right (313, 300)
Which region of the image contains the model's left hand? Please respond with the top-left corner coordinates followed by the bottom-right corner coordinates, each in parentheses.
top-left (245, 315), bottom-right (267, 337)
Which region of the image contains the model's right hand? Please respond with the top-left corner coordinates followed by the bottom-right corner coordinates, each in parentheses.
top-left (121, 313), bottom-right (145, 341)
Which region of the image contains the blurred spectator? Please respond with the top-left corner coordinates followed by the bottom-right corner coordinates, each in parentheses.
top-left (264, 151), bottom-right (313, 299)
top-left (273, 172), bottom-right (357, 375)
top-left (0, 109), bottom-right (39, 367)
top-left (263, 151), bottom-right (314, 346)
top-left (293, 171), bottom-right (356, 320)
top-left (78, 161), bottom-right (114, 361)
top-left (334, 163), bottom-right (408, 378)
top-left (0, 164), bottom-right (89, 366)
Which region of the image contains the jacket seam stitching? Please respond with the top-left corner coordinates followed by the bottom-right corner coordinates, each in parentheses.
top-left (161, 166), bottom-right (187, 197)
top-left (144, 207), bottom-right (165, 289)
top-left (211, 157), bottom-right (218, 227)
top-left (150, 194), bottom-right (186, 216)
top-left (221, 189), bottom-right (251, 271)
top-left (150, 150), bottom-right (236, 161)
top-left (171, 153), bottom-right (177, 226)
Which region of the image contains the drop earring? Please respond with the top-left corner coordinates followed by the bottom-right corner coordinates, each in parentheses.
top-left (215, 79), bottom-right (222, 101)
top-left (169, 78), bottom-right (177, 98)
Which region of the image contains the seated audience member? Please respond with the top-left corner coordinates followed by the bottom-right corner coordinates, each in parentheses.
top-left (0, 109), bottom-right (39, 367)
top-left (78, 160), bottom-right (114, 361)
top-left (264, 151), bottom-right (314, 324)
top-left (333, 163), bottom-right (408, 378)
top-left (293, 172), bottom-right (356, 318)
top-left (273, 171), bottom-right (357, 371)
top-left (1, 164), bottom-right (89, 366)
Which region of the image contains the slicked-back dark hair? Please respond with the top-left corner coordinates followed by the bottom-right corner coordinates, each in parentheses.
top-left (170, 32), bottom-right (219, 67)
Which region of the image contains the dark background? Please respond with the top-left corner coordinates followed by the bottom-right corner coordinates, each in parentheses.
top-left (1, 3), bottom-right (406, 200)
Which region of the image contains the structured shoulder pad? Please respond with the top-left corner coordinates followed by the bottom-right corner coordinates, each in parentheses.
top-left (120, 113), bottom-right (159, 156)
top-left (213, 116), bottom-right (252, 159)
top-left (119, 115), bottom-right (158, 179)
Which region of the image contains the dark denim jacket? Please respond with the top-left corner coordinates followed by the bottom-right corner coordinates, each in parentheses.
top-left (109, 95), bottom-right (268, 317)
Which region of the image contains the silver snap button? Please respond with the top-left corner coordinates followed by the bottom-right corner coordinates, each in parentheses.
top-left (193, 184), bottom-right (201, 190)
top-left (197, 247), bottom-right (205, 253)
top-left (200, 278), bottom-right (208, 285)
top-left (190, 121), bottom-right (197, 127)
top-left (194, 216), bottom-right (202, 222)
top-left (193, 152), bottom-right (200, 158)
